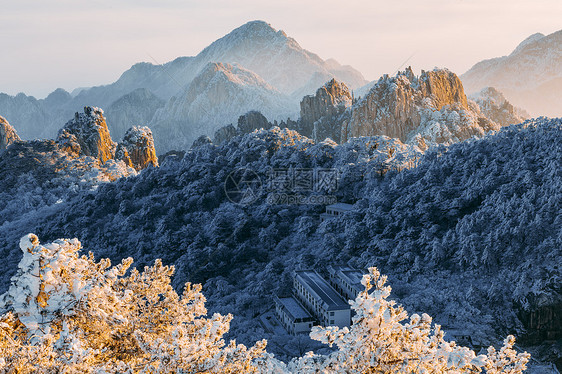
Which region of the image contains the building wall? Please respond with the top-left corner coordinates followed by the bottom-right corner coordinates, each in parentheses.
top-left (275, 299), bottom-right (313, 335)
top-left (293, 276), bottom-right (351, 328)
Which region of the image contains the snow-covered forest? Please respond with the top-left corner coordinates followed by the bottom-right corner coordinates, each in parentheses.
top-left (0, 233), bottom-right (529, 372)
top-left (0, 118), bottom-right (560, 366)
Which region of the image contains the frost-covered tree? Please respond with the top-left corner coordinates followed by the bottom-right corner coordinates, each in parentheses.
top-left (0, 235), bottom-right (530, 373)
top-left (0, 234), bottom-right (271, 373)
top-left (288, 267), bottom-right (530, 374)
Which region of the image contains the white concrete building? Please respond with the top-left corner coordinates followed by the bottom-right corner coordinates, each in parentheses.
top-left (293, 270), bottom-right (351, 327)
top-left (275, 296), bottom-right (315, 335)
top-left (320, 202), bottom-right (354, 221)
top-left (327, 265), bottom-right (366, 302)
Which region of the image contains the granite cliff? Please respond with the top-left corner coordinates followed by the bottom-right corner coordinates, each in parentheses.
top-left (0, 116), bottom-right (21, 153)
top-left (299, 79), bottom-right (353, 142)
top-left (116, 126), bottom-right (159, 171)
top-left (343, 68), bottom-right (500, 149)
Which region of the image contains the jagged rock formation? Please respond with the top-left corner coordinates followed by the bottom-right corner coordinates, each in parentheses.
top-left (470, 87), bottom-right (529, 126)
top-left (115, 126), bottom-right (158, 171)
top-left (57, 107), bottom-right (117, 163)
top-left (191, 135), bottom-right (213, 148)
top-left (344, 68), bottom-right (500, 149)
top-left (0, 106), bottom-right (164, 193)
top-left (214, 124), bottom-right (238, 144)
top-left (237, 111), bottom-right (271, 134)
top-left (300, 79), bottom-right (353, 142)
top-left (0, 116), bottom-right (21, 153)
top-left (461, 29), bottom-right (562, 117)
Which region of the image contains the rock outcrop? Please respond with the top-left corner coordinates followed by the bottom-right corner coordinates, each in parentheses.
top-left (191, 135), bottom-right (213, 149)
top-left (344, 68), bottom-right (499, 149)
top-left (299, 79), bottom-right (353, 142)
top-left (470, 87), bottom-right (529, 126)
top-left (57, 107), bottom-right (116, 163)
top-left (0, 116), bottom-right (21, 153)
top-left (237, 111), bottom-right (271, 134)
top-left (115, 126), bottom-right (159, 171)
top-left (213, 124), bottom-right (238, 144)
top-left (213, 111), bottom-right (275, 144)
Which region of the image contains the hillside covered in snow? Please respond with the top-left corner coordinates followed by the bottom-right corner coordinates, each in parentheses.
top-left (0, 118), bottom-right (559, 365)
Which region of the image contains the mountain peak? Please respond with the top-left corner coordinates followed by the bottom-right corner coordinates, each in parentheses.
top-left (511, 32), bottom-right (545, 55)
top-left (0, 116), bottom-right (21, 153)
top-left (231, 20), bottom-right (282, 38)
top-left (202, 20), bottom-right (292, 55)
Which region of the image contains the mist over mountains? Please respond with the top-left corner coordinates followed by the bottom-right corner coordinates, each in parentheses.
top-left (462, 30), bottom-right (562, 117)
top-left (0, 21), bottom-right (367, 152)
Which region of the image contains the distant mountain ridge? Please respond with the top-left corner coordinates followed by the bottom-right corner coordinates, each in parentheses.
top-left (150, 62), bottom-right (297, 150)
top-left (461, 29), bottom-right (562, 117)
top-left (0, 20), bottom-right (367, 152)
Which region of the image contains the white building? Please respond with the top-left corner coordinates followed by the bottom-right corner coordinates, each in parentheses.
top-left (275, 296), bottom-right (315, 335)
top-left (327, 265), bottom-right (366, 302)
top-left (293, 270), bottom-right (351, 327)
top-left (320, 202), bottom-right (354, 221)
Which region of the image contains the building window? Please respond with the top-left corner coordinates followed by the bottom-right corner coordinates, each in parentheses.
top-left (330, 311), bottom-right (334, 316)
top-left (330, 320), bottom-right (335, 325)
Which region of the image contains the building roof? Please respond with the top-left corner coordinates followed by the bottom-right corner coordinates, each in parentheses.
top-left (328, 265), bottom-right (365, 295)
top-left (326, 203), bottom-right (354, 212)
top-left (276, 296), bottom-right (313, 321)
top-left (295, 270), bottom-right (349, 311)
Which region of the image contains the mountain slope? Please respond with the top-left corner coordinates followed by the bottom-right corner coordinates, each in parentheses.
top-left (0, 120), bottom-right (560, 362)
top-left (104, 88), bottom-right (165, 140)
top-left (344, 68), bottom-right (503, 149)
top-left (150, 62), bottom-right (297, 151)
top-left (461, 30), bottom-right (562, 117)
top-left (193, 21), bottom-right (366, 95)
top-left (2, 20), bottom-right (366, 148)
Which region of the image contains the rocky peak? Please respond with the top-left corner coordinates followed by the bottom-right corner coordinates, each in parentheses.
top-left (470, 87), bottom-right (529, 126)
top-left (418, 69), bottom-right (468, 110)
top-left (300, 79), bottom-right (353, 125)
top-left (57, 107), bottom-right (116, 163)
top-left (512, 32), bottom-right (545, 55)
top-left (237, 111), bottom-right (271, 133)
top-left (300, 79), bottom-right (353, 142)
top-left (203, 20), bottom-right (290, 55)
top-left (44, 88), bottom-right (72, 106)
top-left (345, 67), bottom-right (494, 147)
top-left (0, 116), bottom-right (21, 153)
top-left (115, 126), bottom-right (158, 171)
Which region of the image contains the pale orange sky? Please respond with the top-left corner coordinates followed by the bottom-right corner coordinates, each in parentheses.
top-left (1, 0), bottom-right (561, 98)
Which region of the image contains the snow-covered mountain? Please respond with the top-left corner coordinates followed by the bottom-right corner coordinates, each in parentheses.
top-left (461, 30), bottom-right (562, 117)
top-left (469, 87), bottom-right (529, 126)
top-left (104, 88), bottom-right (165, 140)
top-left (344, 67), bottom-right (506, 150)
top-left (150, 62), bottom-right (297, 151)
top-left (193, 21), bottom-right (366, 95)
top-left (0, 20), bottom-right (366, 152)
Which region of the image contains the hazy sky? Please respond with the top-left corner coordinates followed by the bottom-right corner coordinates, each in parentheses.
top-left (1, 0), bottom-right (561, 98)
